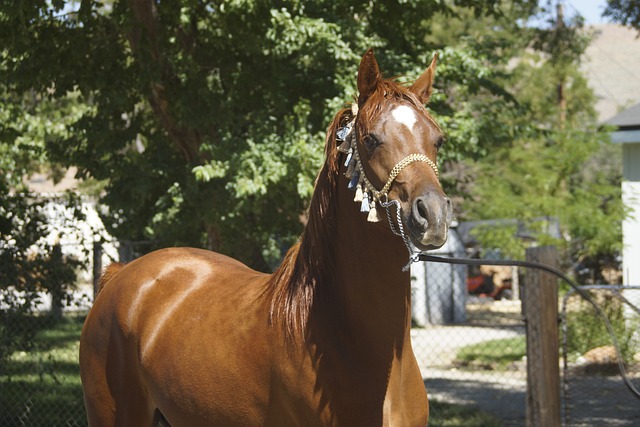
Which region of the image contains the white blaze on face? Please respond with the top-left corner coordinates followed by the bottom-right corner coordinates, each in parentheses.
top-left (391, 105), bottom-right (417, 130)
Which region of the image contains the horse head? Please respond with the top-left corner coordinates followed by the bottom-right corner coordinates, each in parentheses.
top-left (342, 49), bottom-right (453, 252)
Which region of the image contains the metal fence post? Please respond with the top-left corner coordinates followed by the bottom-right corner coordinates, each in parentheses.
top-left (524, 246), bottom-right (561, 427)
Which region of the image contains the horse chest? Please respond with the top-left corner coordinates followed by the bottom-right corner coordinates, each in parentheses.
top-left (266, 338), bottom-right (427, 427)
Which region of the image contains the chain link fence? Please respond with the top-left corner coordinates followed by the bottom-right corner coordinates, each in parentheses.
top-left (2, 232), bottom-right (640, 425)
top-left (0, 225), bottom-right (180, 426)
top-left (561, 286), bottom-right (640, 427)
top-left (410, 255), bottom-right (528, 426)
top-left (409, 240), bottom-right (640, 426)
top-left (1, 242), bottom-right (95, 427)
top-left (0, 193), bottom-right (115, 426)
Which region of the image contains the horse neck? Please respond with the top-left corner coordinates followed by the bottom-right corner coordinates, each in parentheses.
top-left (288, 159), bottom-right (412, 350)
top-left (325, 180), bottom-right (413, 347)
top-left (270, 108), bottom-right (413, 351)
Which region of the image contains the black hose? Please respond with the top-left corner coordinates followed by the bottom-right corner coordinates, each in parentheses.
top-left (418, 254), bottom-right (640, 400)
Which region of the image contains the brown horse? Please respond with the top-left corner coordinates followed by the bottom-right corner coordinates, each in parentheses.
top-left (80, 49), bottom-right (452, 426)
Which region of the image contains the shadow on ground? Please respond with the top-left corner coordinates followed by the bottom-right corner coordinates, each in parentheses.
top-left (425, 374), bottom-right (640, 427)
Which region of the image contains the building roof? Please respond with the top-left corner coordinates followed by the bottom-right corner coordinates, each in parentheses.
top-left (606, 101), bottom-right (640, 129)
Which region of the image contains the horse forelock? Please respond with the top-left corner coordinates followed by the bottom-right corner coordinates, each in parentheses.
top-left (357, 79), bottom-right (433, 135)
top-left (269, 107), bottom-right (352, 340)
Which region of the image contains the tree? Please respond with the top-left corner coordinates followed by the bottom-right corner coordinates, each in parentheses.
top-left (604, 0), bottom-right (640, 30)
top-left (1, 0), bottom-right (520, 270)
top-left (0, 84), bottom-right (86, 363)
top-left (2, 1), bottom-right (624, 282)
top-left (462, 2), bottom-right (625, 280)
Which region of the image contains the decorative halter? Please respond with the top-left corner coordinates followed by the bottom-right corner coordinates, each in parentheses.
top-left (336, 104), bottom-right (440, 223)
top-left (336, 104), bottom-right (441, 271)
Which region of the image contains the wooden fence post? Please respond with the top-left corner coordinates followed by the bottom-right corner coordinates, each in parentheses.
top-left (93, 241), bottom-right (103, 300)
top-left (524, 246), bottom-right (561, 427)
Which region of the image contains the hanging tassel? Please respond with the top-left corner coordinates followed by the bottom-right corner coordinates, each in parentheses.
top-left (360, 192), bottom-right (370, 213)
top-left (336, 125), bottom-right (352, 142)
top-left (343, 149), bottom-right (353, 167)
top-left (367, 200), bottom-right (380, 222)
top-left (348, 171), bottom-right (359, 190)
top-left (354, 185), bottom-right (363, 202)
top-left (345, 159), bottom-right (357, 179)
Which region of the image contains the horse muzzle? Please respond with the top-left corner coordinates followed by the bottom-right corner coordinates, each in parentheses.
top-left (407, 191), bottom-right (453, 251)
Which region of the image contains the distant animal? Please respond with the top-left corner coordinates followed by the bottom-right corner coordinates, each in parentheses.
top-left (80, 48), bottom-right (453, 426)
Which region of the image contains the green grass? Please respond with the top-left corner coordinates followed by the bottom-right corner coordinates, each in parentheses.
top-left (429, 400), bottom-right (501, 426)
top-left (565, 295), bottom-right (639, 364)
top-left (1, 316), bottom-right (502, 426)
top-left (455, 336), bottom-right (527, 371)
top-left (0, 315), bottom-right (87, 427)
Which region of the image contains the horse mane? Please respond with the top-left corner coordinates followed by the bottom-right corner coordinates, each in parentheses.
top-left (268, 106), bottom-right (352, 339)
top-left (268, 77), bottom-right (428, 340)
top-left (98, 262), bottom-right (125, 293)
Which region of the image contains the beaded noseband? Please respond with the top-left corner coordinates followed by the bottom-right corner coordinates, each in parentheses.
top-left (337, 104), bottom-right (440, 223)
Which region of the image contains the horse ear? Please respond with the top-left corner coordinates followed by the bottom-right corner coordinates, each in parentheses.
top-left (357, 49), bottom-right (381, 108)
top-left (409, 52), bottom-right (438, 104)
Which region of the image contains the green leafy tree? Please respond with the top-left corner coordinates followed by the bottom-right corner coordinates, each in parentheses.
top-left (0, 84), bottom-right (87, 364)
top-left (462, 3), bottom-right (625, 280)
top-left (1, 0), bottom-right (524, 270)
top-left (604, 0), bottom-right (640, 30)
top-left (2, 1), bottom-right (623, 281)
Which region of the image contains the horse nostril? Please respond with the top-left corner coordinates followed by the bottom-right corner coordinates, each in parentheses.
top-left (413, 197), bottom-right (430, 226)
top-left (414, 194), bottom-right (452, 229)
top-left (418, 200), bottom-right (428, 220)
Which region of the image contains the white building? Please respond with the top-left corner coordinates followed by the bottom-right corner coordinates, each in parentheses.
top-left (609, 103), bottom-right (640, 287)
top-left (583, 24), bottom-right (640, 287)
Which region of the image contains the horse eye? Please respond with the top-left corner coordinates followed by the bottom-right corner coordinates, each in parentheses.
top-left (364, 135), bottom-right (381, 153)
top-left (435, 136), bottom-right (445, 150)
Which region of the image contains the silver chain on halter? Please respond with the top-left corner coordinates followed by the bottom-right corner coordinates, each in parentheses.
top-left (379, 198), bottom-right (420, 272)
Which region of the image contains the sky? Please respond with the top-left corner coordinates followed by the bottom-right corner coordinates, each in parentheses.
top-left (565, 0), bottom-right (609, 24)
